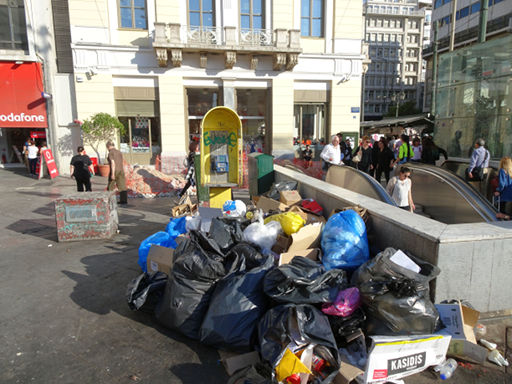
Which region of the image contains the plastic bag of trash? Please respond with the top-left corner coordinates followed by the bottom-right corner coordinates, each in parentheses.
top-left (155, 231), bottom-right (242, 339)
top-left (327, 307), bottom-right (366, 348)
top-left (263, 256), bottom-right (347, 304)
top-left (264, 212), bottom-right (306, 236)
top-left (126, 271), bottom-right (167, 313)
top-left (351, 247), bottom-right (441, 335)
top-left (138, 232), bottom-right (172, 272)
top-left (185, 215), bottom-right (201, 231)
top-left (258, 304), bottom-right (340, 383)
top-left (321, 210), bottom-right (369, 271)
top-left (243, 216), bottom-right (282, 253)
top-left (266, 181), bottom-right (298, 201)
top-left (321, 287), bottom-right (361, 317)
top-left (165, 216), bottom-right (187, 238)
top-left (223, 200), bottom-right (247, 218)
top-left (200, 245), bottom-right (274, 351)
top-left (208, 217), bottom-right (247, 253)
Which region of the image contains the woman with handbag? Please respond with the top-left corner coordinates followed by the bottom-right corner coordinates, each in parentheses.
top-left (353, 136), bottom-right (373, 174)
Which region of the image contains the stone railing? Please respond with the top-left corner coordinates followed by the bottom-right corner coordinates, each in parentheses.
top-left (153, 22), bottom-right (301, 70)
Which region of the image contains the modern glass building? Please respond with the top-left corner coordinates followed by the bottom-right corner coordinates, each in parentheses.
top-left (434, 34), bottom-right (512, 159)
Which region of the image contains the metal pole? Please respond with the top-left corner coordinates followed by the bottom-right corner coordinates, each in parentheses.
top-left (431, 21), bottom-right (439, 116)
top-left (478, 0), bottom-right (488, 43)
top-left (449, 0), bottom-right (457, 51)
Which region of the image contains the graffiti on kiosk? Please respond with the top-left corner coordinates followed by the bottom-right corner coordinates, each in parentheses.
top-left (203, 131), bottom-right (237, 148)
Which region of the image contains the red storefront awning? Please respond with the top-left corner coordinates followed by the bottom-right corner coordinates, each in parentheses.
top-left (0, 62), bottom-right (47, 128)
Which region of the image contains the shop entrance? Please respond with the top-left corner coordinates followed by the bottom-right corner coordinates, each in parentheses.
top-left (0, 128), bottom-right (46, 164)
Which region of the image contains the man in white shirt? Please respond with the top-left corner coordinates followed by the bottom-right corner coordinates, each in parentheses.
top-left (320, 135), bottom-right (344, 174)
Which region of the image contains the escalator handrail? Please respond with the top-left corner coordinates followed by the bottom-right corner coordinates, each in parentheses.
top-left (405, 162), bottom-right (498, 222)
top-left (327, 165), bottom-right (397, 206)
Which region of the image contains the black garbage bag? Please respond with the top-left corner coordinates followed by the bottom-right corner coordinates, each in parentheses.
top-left (258, 304), bottom-right (340, 384)
top-left (351, 247), bottom-right (441, 335)
top-left (327, 307), bottom-right (366, 348)
top-left (126, 271), bottom-right (167, 313)
top-left (263, 257), bottom-right (347, 304)
top-left (200, 245), bottom-right (274, 351)
top-left (155, 231), bottom-right (243, 339)
top-left (266, 181), bottom-right (298, 201)
top-left (208, 217), bottom-right (248, 253)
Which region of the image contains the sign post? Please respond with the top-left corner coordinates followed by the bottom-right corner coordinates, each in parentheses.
top-left (41, 148), bottom-right (59, 179)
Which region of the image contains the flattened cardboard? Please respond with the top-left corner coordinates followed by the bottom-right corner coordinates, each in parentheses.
top-left (287, 223), bottom-right (323, 253)
top-left (146, 244), bottom-right (174, 275)
top-left (334, 363), bottom-right (364, 384)
top-left (256, 195), bottom-right (288, 212)
top-left (436, 303), bottom-right (487, 363)
top-left (272, 234), bottom-right (291, 254)
top-left (220, 351), bottom-right (261, 376)
top-left (288, 205), bottom-right (326, 225)
top-left (278, 248), bottom-right (321, 266)
top-left (280, 190), bottom-right (302, 206)
top-left (363, 334), bottom-right (451, 383)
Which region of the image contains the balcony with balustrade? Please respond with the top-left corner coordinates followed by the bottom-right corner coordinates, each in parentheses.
top-left (153, 23), bottom-right (302, 71)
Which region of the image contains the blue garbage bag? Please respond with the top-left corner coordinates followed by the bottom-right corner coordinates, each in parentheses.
top-left (138, 217), bottom-right (188, 272)
top-left (321, 210), bottom-right (369, 271)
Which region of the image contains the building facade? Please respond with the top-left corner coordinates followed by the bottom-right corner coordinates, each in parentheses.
top-left (422, 0), bottom-right (512, 112)
top-left (0, 0), bottom-right (77, 171)
top-left (68, 0), bottom-right (365, 174)
top-left (363, 0), bottom-right (425, 121)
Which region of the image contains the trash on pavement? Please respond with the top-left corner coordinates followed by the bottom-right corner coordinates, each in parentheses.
top-left (223, 200), bottom-right (247, 217)
top-left (126, 271), bottom-right (167, 313)
top-left (275, 348), bottom-right (311, 382)
top-left (138, 231), bottom-right (174, 272)
top-left (146, 244), bottom-right (174, 275)
top-left (436, 301), bottom-right (488, 364)
top-left (278, 248), bottom-right (321, 266)
top-left (266, 181), bottom-right (298, 201)
top-left (243, 215), bottom-right (282, 253)
top-left (301, 198), bottom-right (323, 215)
top-left (220, 351), bottom-right (261, 376)
top-left (353, 247), bottom-right (440, 335)
top-left (321, 210), bottom-right (370, 271)
top-left (322, 287), bottom-right (361, 317)
top-left (256, 195), bottom-right (289, 212)
top-left (171, 195), bottom-right (198, 217)
top-left (487, 348), bottom-right (509, 367)
top-left (263, 256), bottom-right (347, 304)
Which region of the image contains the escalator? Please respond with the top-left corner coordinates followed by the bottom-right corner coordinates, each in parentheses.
top-left (325, 163), bottom-right (498, 224)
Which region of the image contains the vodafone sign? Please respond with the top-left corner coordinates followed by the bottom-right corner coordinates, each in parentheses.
top-left (0, 62), bottom-right (47, 128)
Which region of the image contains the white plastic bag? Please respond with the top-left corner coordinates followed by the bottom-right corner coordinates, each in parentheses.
top-left (222, 200), bottom-right (247, 217)
top-left (242, 215), bottom-right (282, 253)
top-left (185, 215), bottom-right (201, 232)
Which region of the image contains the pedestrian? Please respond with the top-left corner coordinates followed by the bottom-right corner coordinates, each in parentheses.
top-left (411, 137), bottom-right (422, 162)
top-left (106, 140), bottom-right (128, 205)
top-left (343, 138), bottom-right (353, 167)
top-left (303, 144), bottom-right (313, 169)
top-left (370, 138), bottom-right (380, 177)
top-left (26, 140), bottom-right (39, 176)
top-left (22, 137), bottom-right (31, 171)
top-left (395, 134), bottom-right (413, 165)
top-left (386, 166), bottom-right (415, 212)
top-left (353, 136), bottom-right (373, 174)
top-left (466, 138), bottom-right (490, 181)
top-left (70, 146), bottom-right (94, 192)
top-left (494, 156), bottom-right (512, 217)
top-left (375, 139), bottom-right (395, 184)
top-left (320, 135), bottom-right (344, 173)
top-left (178, 140), bottom-right (199, 201)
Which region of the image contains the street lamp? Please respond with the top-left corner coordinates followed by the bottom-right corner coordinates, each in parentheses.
top-left (391, 91), bottom-right (406, 119)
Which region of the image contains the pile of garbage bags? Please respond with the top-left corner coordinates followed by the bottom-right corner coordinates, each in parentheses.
top-left (127, 188), bottom-right (447, 383)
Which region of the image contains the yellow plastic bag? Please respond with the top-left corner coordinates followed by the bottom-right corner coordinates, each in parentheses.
top-left (264, 212), bottom-right (306, 236)
top-left (275, 348), bottom-right (311, 382)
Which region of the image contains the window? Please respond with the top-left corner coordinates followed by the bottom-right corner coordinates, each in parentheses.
top-left (301, 0), bottom-right (324, 37)
top-left (471, 2), bottom-right (480, 13)
top-left (383, 19), bottom-right (389, 27)
top-left (0, 0), bottom-right (28, 50)
top-left (189, 0), bottom-right (215, 28)
top-left (456, 6), bottom-right (469, 20)
top-left (294, 104), bottom-right (327, 145)
top-left (238, 89), bottom-right (268, 153)
top-left (119, 0), bottom-right (147, 29)
top-left (240, 0), bottom-right (263, 29)
top-left (390, 19), bottom-right (395, 28)
top-left (187, 88), bottom-right (220, 142)
top-left (376, 19), bottom-right (382, 27)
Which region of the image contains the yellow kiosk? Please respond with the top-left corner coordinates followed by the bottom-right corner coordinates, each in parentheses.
top-left (200, 107), bottom-right (243, 208)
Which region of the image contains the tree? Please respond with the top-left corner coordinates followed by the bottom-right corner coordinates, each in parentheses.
top-left (81, 113), bottom-right (125, 163)
top-left (385, 101), bottom-right (421, 117)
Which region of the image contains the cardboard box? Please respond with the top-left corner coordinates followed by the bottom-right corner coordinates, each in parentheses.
top-left (272, 234), bottom-right (291, 255)
top-left (219, 351), bottom-right (261, 376)
top-left (146, 244), bottom-right (174, 275)
top-left (287, 223), bottom-right (323, 253)
top-left (280, 190), bottom-right (302, 206)
top-left (363, 334), bottom-right (451, 383)
top-left (171, 196), bottom-right (198, 217)
top-left (288, 205), bottom-right (326, 225)
top-left (278, 248), bottom-right (321, 266)
top-left (435, 303), bottom-right (488, 364)
top-left (334, 363), bottom-right (364, 384)
top-left (256, 195), bottom-right (289, 212)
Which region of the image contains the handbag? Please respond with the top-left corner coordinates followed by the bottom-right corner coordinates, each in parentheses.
top-left (353, 151), bottom-right (362, 163)
top-left (465, 150), bottom-right (489, 182)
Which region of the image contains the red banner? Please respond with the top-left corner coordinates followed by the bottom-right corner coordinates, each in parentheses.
top-left (41, 149), bottom-right (59, 179)
top-left (0, 62), bottom-right (47, 128)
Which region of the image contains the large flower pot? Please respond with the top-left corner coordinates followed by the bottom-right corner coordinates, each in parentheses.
top-left (98, 164), bottom-right (110, 178)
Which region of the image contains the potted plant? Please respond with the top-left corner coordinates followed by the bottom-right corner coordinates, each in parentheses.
top-left (81, 113), bottom-right (125, 177)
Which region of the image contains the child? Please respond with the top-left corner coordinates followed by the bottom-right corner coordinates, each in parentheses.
top-left (386, 166), bottom-right (415, 212)
top-left (303, 144), bottom-right (313, 169)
